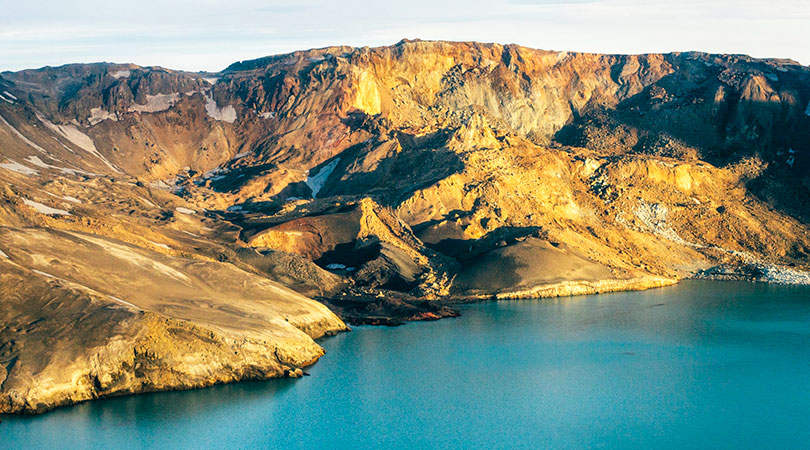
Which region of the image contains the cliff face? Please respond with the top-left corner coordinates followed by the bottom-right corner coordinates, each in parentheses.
top-left (1, 40), bottom-right (809, 413)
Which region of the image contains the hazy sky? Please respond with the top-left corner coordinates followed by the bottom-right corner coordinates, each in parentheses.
top-left (2, 0), bottom-right (809, 72)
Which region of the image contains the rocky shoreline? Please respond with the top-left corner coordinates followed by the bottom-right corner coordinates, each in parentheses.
top-left (695, 264), bottom-right (810, 285)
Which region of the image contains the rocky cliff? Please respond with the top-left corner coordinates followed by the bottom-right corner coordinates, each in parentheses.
top-left (1, 39), bottom-right (809, 413)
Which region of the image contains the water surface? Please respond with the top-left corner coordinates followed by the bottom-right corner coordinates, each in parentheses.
top-left (4, 281), bottom-right (810, 449)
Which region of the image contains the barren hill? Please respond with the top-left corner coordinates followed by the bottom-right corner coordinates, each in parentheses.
top-left (2, 39), bottom-right (809, 413)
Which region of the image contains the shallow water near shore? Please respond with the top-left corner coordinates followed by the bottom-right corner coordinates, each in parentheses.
top-left (4, 280), bottom-right (810, 449)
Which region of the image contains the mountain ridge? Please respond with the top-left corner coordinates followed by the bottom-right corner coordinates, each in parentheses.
top-left (1, 39), bottom-right (809, 413)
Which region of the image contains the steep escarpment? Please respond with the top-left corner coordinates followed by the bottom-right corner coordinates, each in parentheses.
top-left (1, 39), bottom-right (809, 413)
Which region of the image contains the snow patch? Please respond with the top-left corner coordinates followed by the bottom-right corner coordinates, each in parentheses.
top-left (805, 100), bottom-right (810, 117)
top-left (0, 249), bottom-right (8, 258)
top-left (175, 207), bottom-right (196, 215)
top-left (204, 92), bottom-right (237, 123)
top-left (23, 198), bottom-right (71, 215)
top-left (111, 70), bottom-right (131, 79)
top-left (37, 113), bottom-right (120, 172)
top-left (3, 91), bottom-right (17, 101)
top-left (31, 269), bottom-right (57, 278)
top-left (88, 107), bottom-right (118, 125)
top-left (0, 160), bottom-right (38, 175)
top-left (0, 113), bottom-right (47, 153)
top-left (25, 155), bottom-right (88, 176)
top-left (0, 93), bottom-right (13, 104)
top-left (108, 295), bottom-right (140, 310)
top-left (259, 111), bottom-right (274, 119)
top-left (43, 191), bottom-right (82, 204)
top-left (202, 77), bottom-right (219, 85)
top-left (325, 263), bottom-right (346, 270)
top-left (305, 158), bottom-right (340, 198)
top-left (129, 93), bottom-right (180, 113)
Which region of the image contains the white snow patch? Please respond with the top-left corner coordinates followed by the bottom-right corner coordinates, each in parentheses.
top-left (204, 92), bottom-right (237, 123)
top-left (787, 155), bottom-right (795, 167)
top-left (24, 155), bottom-right (57, 169)
top-left (43, 191), bottom-right (82, 204)
top-left (48, 192), bottom-right (81, 204)
top-left (111, 70), bottom-right (131, 79)
top-left (31, 269), bottom-right (57, 278)
top-left (0, 160), bottom-right (38, 175)
top-left (226, 205), bottom-right (243, 212)
top-left (23, 198), bottom-right (71, 215)
top-left (37, 113), bottom-right (120, 172)
top-left (0, 93), bottom-right (13, 104)
top-left (108, 295), bottom-right (140, 310)
top-left (805, 100), bottom-right (810, 117)
top-left (325, 263), bottom-right (346, 270)
top-left (0, 113), bottom-right (47, 153)
top-left (765, 73), bottom-right (778, 82)
top-left (25, 155), bottom-right (87, 176)
top-left (3, 91), bottom-right (17, 101)
top-left (259, 111), bottom-right (274, 119)
top-left (305, 158), bottom-right (340, 197)
top-left (88, 107), bottom-right (118, 125)
top-left (129, 93), bottom-right (180, 113)
top-left (202, 77), bottom-right (219, 85)
top-left (235, 151), bottom-right (250, 158)
top-left (175, 207), bottom-right (196, 215)
top-left (150, 242), bottom-right (171, 249)
top-left (0, 249), bottom-right (8, 258)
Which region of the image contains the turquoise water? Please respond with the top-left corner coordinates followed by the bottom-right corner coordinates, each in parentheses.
top-left (3, 281), bottom-right (810, 449)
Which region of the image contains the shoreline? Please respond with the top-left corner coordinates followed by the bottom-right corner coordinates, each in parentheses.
top-left (8, 273), bottom-right (810, 417)
top-left (1, 275), bottom-right (677, 416)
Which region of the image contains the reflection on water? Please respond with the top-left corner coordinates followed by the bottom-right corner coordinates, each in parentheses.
top-left (3, 281), bottom-right (810, 449)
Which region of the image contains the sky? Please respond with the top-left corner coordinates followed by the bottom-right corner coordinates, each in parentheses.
top-left (1, 0), bottom-right (809, 72)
